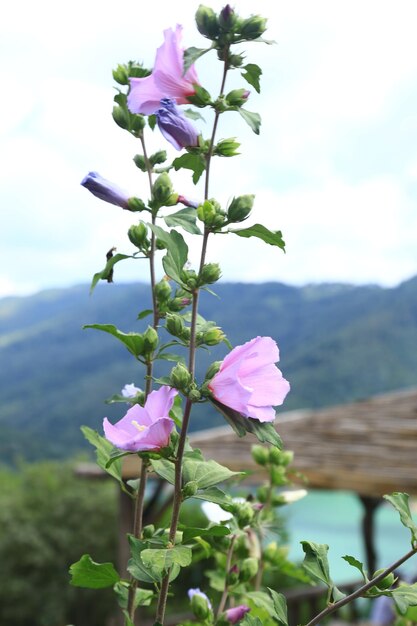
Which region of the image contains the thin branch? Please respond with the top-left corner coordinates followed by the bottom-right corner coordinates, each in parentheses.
top-left (305, 546), bottom-right (417, 626)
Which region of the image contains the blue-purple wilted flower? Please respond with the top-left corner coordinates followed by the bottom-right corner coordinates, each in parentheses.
top-left (156, 98), bottom-right (199, 150)
top-left (81, 172), bottom-right (130, 209)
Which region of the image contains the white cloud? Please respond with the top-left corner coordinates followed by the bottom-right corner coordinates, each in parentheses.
top-left (1, 0), bottom-right (417, 296)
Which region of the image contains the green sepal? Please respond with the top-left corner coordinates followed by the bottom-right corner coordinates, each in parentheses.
top-left (301, 541), bottom-right (346, 603)
top-left (230, 224), bottom-right (285, 251)
top-left (83, 323), bottom-right (144, 359)
top-left (165, 207), bottom-right (202, 235)
top-left (183, 46), bottom-right (212, 74)
top-left (173, 153), bottom-right (206, 184)
top-left (238, 108), bottom-right (261, 134)
top-left (69, 554), bottom-right (120, 589)
top-left (384, 493), bottom-right (417, 545)
top-left (148, 114), bottom-right (156, 130)
top-left (209, 398), bottom-right (283, 448)
top-left (90, 253), bottom-right (135, 293)
top-left (241, 63), bottom-right (262, 94)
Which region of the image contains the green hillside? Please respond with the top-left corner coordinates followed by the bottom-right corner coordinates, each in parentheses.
top-left (1, 277), bottom-right (416, 462)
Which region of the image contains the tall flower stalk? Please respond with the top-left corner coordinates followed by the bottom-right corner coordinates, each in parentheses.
top-left (72, 6), bottom-right (417, 626)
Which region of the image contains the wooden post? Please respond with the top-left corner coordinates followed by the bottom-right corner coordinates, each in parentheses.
top-left (359, 495), bottom-right (382, 575)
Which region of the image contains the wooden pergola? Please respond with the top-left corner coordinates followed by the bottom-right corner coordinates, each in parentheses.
top-left (78, 386), bottom-right (417, 576)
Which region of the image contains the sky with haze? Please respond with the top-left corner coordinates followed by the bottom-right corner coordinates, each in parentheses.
top-left (1, 0), bottom-right (417, 297)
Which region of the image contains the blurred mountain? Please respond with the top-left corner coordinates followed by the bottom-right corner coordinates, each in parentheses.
top-left (1, 276), bottom-right (416, 462)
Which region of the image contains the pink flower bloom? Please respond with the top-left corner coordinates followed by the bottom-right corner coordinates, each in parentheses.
top-left (103, 386), bottom-right (177, 452)
top-left (209, 336), bottom-right (290, 422)
top-left (225, 605), bottom-right (250, 624)
top-left (127, 25), bottom-right (199, 115)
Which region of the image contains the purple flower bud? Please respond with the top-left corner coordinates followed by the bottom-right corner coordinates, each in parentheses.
top-left (156, 98), bottom-right (199, 151)
top-left (220, 4), bottom-right (234, 22)
top-left (225, 605), bottom-right (251, 624)
top-left (81, 171), bottom-right (130, 209)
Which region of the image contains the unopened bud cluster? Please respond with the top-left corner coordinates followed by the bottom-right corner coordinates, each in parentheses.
top-left (154, 279), bottom-right (191, 317)
top-left (151, 172), bottom-right (178, 210)
top-left (196, 5), bottom-right (267, 57)
top-left (252, 444), bottom-right (295, 503)
top-left (197, 199), bottom-right (226, 231)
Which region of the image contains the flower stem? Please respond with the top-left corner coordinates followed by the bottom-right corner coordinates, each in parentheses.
top-left (127, 459), bottom-right (149, 619)
top-left (156, 49), bottom-right (228, 625)
top-left (305, 546), bottom-right (417, 626)
top-left (216, 534), bottom-right (237, 619)
top-left (155, 230), bottom-right (210, 624)
top-left (205, 49), bottom-right (229, 200)
top-left (127, 131), bottom-right (157, 623)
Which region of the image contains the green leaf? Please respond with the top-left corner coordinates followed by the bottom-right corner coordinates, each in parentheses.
top-left (192, 486), bottom-right (234, 509)
top-left (268, 588), bottom-right (288, 626)
top-left (127, 536), bottom-right (161, 584)
top-left (181, 525), bottom-right (230, 543)
top-left (246, 590), bottom-right (274, 613)
top-left (151, 458), bottom-right (175, 484)
top-left (238, 108), bottom-right (261, 134)
top-left (183, 457), bottom-right (242, 489)
top-left (149, 224), bottom-right (189, 285)
top-left (81, 426), bottom-right (123, 484)
top-left (105, 449), bottom-right (132, 468)
top-left (183, 46), bottom-right (211, 73)
top-left (83, 323), bottom-right (144, 358)
top-left (90, 253), bottom-right (134, 293)
top-left (210, 399), bottom-right (283, 448)
top-left (241, 63), bottom-right (262, 93)
top-left (140, 546), bottom-right (192, 579)
top-left (113, 581), bottom-right (154, 610)
top-left (156, 352), bottom-right (186, 365)
top-left (242, 616), bottom-right (263, 626)
top-left (69, 554), bottom-right (120, 589)
top-left (165, 207), bottom-right (202, 235)
top-left (342, 555), bottom-right (368, 581)
top-left (301, 541), bottom-right (346, 603)
top-left (391, 583), bottom-right (417, 614)
top-left (384, 493), bottom-right (417, 545)
top-left (230, 224), bottom-right (285, 251)
top-left (173, 153), bottom-right (206, 184)
top-left (137, 309), bottom-right (153, 320)
top-left (184, 107), bottom-right (206, 122)
top-left (151, 456), bottom-right (240, 490)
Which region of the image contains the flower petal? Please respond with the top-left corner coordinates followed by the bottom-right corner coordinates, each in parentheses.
top-left (127, 74), bottom-right (164, 115)
top-left (242, 364), bottom-right (291, 407)
top-left (103, 417), bottom-right (139, 451)
top-left (144, 386), bottom-right (177, 422)
top-left (133, 417), bottom-right (175, 450)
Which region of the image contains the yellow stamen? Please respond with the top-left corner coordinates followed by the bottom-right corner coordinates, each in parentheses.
top-left (131, 420), bottom-right (146, 432)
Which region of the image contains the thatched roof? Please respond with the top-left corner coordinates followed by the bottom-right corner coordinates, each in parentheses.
top-left (119, 386), bottom-right (417, 497)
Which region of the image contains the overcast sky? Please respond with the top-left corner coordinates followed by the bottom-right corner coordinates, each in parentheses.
top-left (2, 0), bottom-right (417, 297)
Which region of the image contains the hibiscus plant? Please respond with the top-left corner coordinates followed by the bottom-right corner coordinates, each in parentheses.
top-left (72, 5), bottom-right (417, 626)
